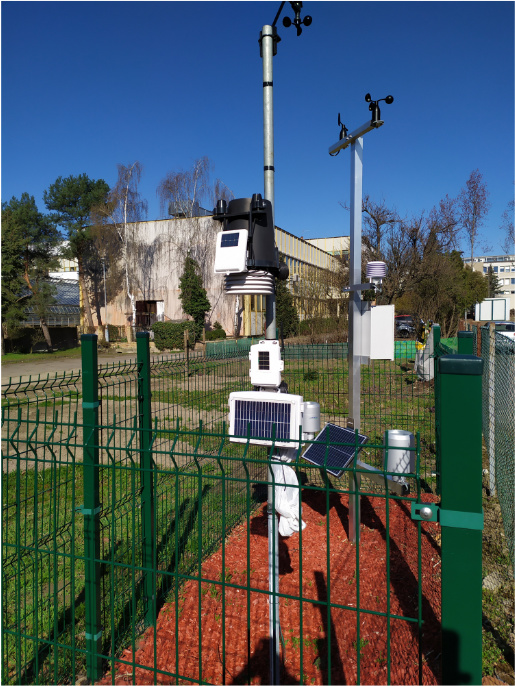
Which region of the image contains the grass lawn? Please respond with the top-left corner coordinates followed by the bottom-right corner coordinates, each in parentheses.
top-left (2, 347), bottom-right (82, 363)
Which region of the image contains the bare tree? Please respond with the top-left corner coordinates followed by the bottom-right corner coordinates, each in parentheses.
top-left (458, 169), bottom-right (491, 264)
top-left (157, 157), bottom-right (233, 286)
top-left (500, 198), bottom-right (515, 255)
top-left (93, 162), bottom-right (148, 327)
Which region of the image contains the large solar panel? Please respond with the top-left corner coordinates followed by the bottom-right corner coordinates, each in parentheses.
top-left (233, 399), bottom-right (292, 441)
top-left (302, 423), bottom-right (368, 477)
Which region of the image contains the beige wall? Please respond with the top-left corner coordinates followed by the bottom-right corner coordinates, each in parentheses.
top-left (102, 216), bottom-right (235, 332)
top-left (100, 217), bottom-right (345, 335)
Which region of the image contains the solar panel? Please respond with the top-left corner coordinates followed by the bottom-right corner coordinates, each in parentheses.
top-left (258, 351), bottom-right (270, 370)
top-left (233, 399), bottom-right (291, 441)
top-left (302, 423), bottom-right (368, 477)
top-left (221, 232), bottom-right (240, 247)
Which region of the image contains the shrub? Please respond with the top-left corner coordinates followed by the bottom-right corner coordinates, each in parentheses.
top-left (152, 321), bottom-right (199, 351)
top-left (205, 327), bottom-right (226, 341)
top-left (276, 280), bottom-right (300, 338)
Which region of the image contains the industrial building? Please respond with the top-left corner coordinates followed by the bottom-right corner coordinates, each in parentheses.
top-left (97, 216), bottom-right (345, 337)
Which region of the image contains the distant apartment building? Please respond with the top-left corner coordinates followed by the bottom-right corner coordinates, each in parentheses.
top-left (306, 236), bottom-right (350, 258)
top-left (463, 253), bottom-right (515, 314)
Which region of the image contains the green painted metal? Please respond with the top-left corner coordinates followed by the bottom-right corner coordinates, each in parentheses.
top-left (438, 354), bottom-right (483, 685)
top-left (3, 334), bottom-right (481, 685)
top-left (457, 331), bottom-right (474, 355)
top-left (81, 334), bottom-right (103, 682)
top-left (137, 332), bottom-right (156, 627)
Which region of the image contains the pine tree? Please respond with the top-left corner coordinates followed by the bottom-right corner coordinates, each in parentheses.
top-left (276, 279), bottom-right (299, 338)
top-left (486, 266), bottom-right (502, 298)
top-left (179, 254), bottom-right (211, 328)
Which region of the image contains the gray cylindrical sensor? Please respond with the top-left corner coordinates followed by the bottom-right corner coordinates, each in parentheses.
top-left (384, 430), bottom-right (415, 483)
top-left (302, 402), bottom-right (321, 434)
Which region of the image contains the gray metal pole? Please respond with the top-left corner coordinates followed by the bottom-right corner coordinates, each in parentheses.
top-left (262, 24), bottom-right (277, 342)
top-left (348, 138), bottom-right (364, 544)
top-left (262, 23), bottom-right (280, 685)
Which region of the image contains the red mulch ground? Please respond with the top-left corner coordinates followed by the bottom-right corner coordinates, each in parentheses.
top-left (99, 491), bottom-right (442, 685)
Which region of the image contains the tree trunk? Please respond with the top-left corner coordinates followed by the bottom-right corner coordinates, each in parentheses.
top-left (40, 318), bottom-right (53, 351)
top-left (94, 283), bottom-right (103, 326)
top-left (78, 253), bottom-right (95, 329)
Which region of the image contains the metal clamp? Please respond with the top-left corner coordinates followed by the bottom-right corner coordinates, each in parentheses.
top-left (76, 505), bottom-right (101, 516)
top-left (411, 502), bottom-right (484, 530)
top-left (85, 630), bottom-right (103, 641)
top-left (82, 401), bottom-right (100, 409)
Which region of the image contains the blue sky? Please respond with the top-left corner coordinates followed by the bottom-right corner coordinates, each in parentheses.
top-left (2, 1), bottom-right (514, 254)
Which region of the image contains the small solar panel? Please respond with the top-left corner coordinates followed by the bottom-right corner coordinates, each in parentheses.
top-left (233, 399), bottom-right (291, 441)
top-left (302, 423), bottom-right (368, 477)
top-left (258, 351), bottom-right (270, 370)
top-left (221, 233), bottom-right (240, 247)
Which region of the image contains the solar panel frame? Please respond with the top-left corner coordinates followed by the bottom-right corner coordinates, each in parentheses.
top-left (228, 391), bottom-right (303, 447)
top-left (302, 423), bottom-right (368, 477)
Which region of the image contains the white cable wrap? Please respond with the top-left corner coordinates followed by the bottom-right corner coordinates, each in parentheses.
top-left (271, 454), bottom-right (306, 537)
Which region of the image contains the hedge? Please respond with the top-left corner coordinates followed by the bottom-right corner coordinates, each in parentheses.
top-left (205, 328), bottom-right (226, 341)
top-left (152, 321), bottom-right (199, 351)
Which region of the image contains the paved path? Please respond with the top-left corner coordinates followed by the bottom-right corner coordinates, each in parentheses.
top-left (1, 351), bottom-right (141, 383)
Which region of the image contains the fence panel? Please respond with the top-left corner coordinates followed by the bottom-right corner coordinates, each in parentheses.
top-left (5, 331), bottom-right (492, 685)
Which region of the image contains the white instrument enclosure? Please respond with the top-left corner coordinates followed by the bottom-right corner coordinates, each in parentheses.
top-left (214, 230), bottom-right (248, 274)
top-left (229, 390), bottom-right (304, 447)
top-left (249, 340), bottom-right (284, 387)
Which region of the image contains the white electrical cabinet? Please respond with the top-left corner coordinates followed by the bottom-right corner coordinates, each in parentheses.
top-left (362, 304), bottom-right (395, 360)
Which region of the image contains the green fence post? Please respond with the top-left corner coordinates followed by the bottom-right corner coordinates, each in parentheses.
top-left (457, 331), bottom-right (473, 355)
top-left (137, 332), bottom-right (155, 626)
top-left (438, 354), bottom-right (483, 685)
top-left (81, 334), bottom-right (103, 682)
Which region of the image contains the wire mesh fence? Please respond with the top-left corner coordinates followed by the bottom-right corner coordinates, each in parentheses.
top-left (472, 324), bottom-right (515, 681)
top-left (2, 331), bottom-right (490, 685)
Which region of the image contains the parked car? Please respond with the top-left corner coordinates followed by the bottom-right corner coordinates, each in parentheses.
top-left (395, 316), bottom-right (416, 339)
top-left (395, 314), bottom-right (415, 326)
top-left (492, 321), bottom-right (515, 342)
top-left (395, 319), bottom-right (415, 338)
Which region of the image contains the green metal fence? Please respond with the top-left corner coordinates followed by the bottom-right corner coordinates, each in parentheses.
top-left (2, 331), bottom-right (485, 685)
top-left (471, 324), bottom-right (515, 680)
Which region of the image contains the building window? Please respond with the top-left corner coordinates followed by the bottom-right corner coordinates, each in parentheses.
top-left (483, 267), bottom-right (487, 273)
top-left (500, 267), bottom-right (505, 272)
top-left (493, 266), bottom-right (498, 273)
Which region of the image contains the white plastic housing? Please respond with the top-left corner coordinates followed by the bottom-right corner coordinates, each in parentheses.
top-left (249, 340), bottom-right (283, 387)
top-left (383, 429), bottom-right (415, 483)
top-left (224, 271), bottom-right (275, 295)
top-left (229, 390), bottom-right (304, 447)
top-left (214, 230), bottom-right (248, 274)
top-left (302, 401), bottom-right (321, 434)
top-left (361, 304), bottom-right (395, 361)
